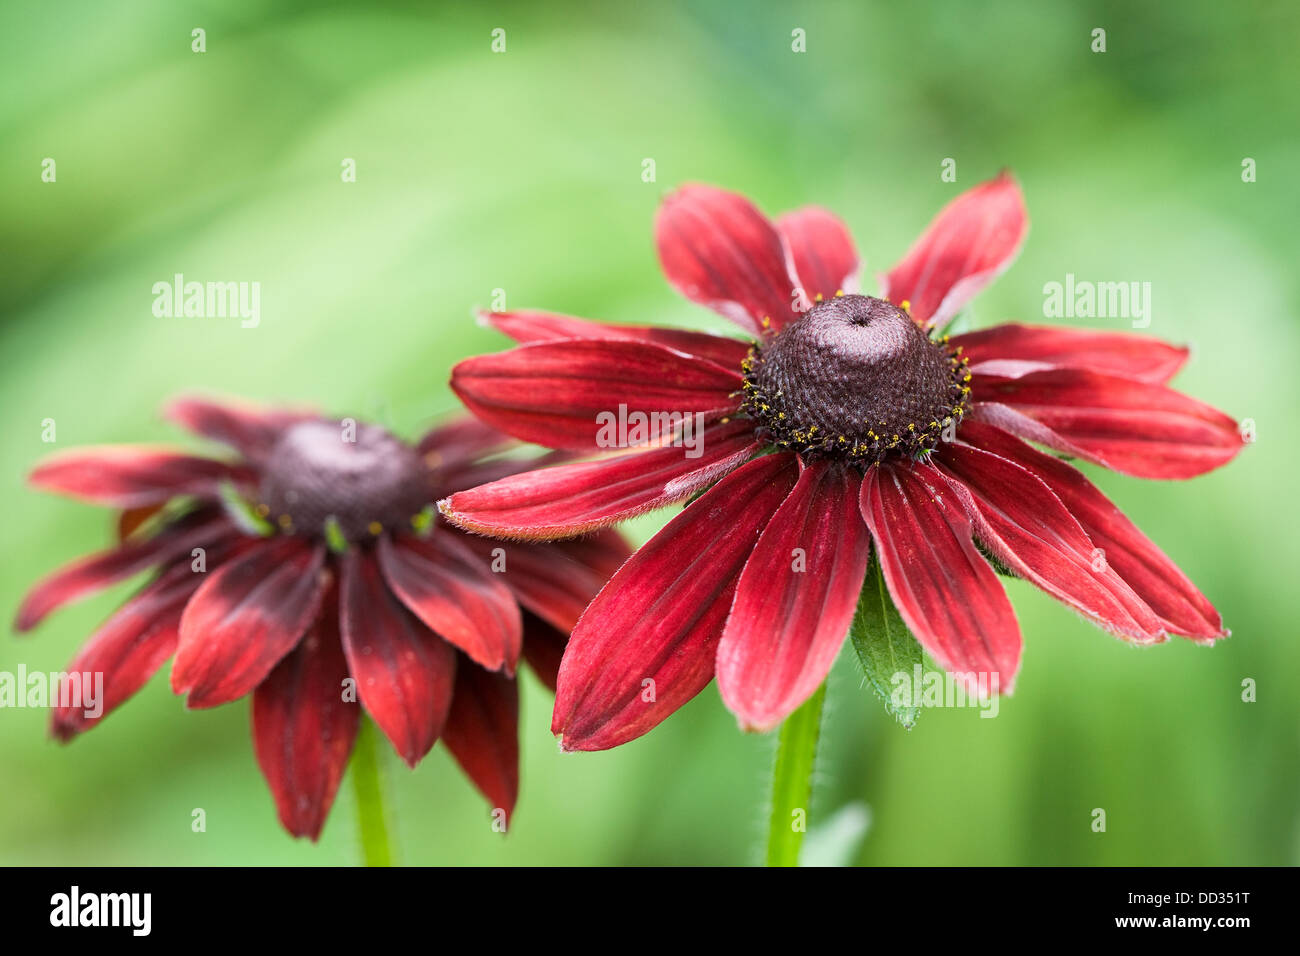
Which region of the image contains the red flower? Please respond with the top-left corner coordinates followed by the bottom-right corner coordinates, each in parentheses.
top-left (441, 174), bottom-right (1245, 749)
top-left (16, 397), bottom-right (629, 838)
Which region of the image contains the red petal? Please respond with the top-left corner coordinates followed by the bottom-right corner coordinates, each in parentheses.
top-left (415, 416), bottom-right (512, 465)
top-left (554, 452), bottom-right (800, 751)
top-left (959, 421), bottom-right (1224, 639)
top-left (173, 537), bottom-right (327, 708)
top-left (439, 419), bottom-right (759, 540)
top-left (376, 533), bottom-right (522, 674)
top-left (655, 184), bottom-right (799, 335)
top-left (339, 550), bottom-right (456, 765)
top-left (521, 612), bottom-right (567, 691)
top-left (50, 559), bottom-right (208, 739)
top-left (252, 598), bottom-right (358, 841)
top-left (717, 462), bottom-right (870, 731)
top-left (451, 339), bottom-right (742, 450)
top-left (163, 395), bottom-right (314, 462)
top-left (481, 310), bottom-right (752, 369)
top-left (29, 446), bottom-right (253, 508)
top-left (933, 440), bottom-right (1167, 642)
top-left (777, 207), bottom-right (861, 306)
top-left (442, 660), bottom-right (519, 823)
top-left (860, 462), bottom-right (1021, 693)
top-left (952, 323), bottom-right (1189, 384)
top-left (970, 367), bottom-right (1243, 479)
top-left (882, 172), bottom-right (1028, 327)
top-left (15, 508), bottom-right (235, 631)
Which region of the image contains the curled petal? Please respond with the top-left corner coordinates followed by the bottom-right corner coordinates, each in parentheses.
top-left (952, 323), bottom-right (1189, 384)
top-left (882, 171), bottom-right (1028, 327)
top-left (173, 537), bottom-right (328, 708)
top-left (451, 339), bottom-right (742, 450)
top-left (959, 421), bottom-right (1225, 640)
top-left (252, 598), bottom-right (358, 841)
top-left (860, 462), bottom-right (1021, 694)
top-left (717, 462), bottom-right (870, 731)
top-left (442, 660), bottom-right (519, 824)
top-left (377, 533), bottom-right (521, 674)
top-left (29, 446), bottom-right (253, 508)
top-left (439, 419), bottom-right (759, 540)
top-left (777, 207), bottom-right (861, 305)
top-left (480, 309), bottom-right (752, 369)
top-left (554, 452), bottom-right (800, 751)
top-left (969, 367), bottom-right (1243, 479)
top-left (655, 184), bottom-right (799, 335)
top-left (339, 550), bottom-right (456, 766)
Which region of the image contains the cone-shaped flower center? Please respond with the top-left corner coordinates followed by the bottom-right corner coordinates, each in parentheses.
top-left (741, 294), bottom-right (970, 465)
top-left (259, 421), bottom-right (432, 540)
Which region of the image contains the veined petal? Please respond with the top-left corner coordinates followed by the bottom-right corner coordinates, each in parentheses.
top-left (480, 309), bottom-right (752, 369)
top-left (952, 323), bottom-right (1189, 384)
top-left (451, 339), bottom-right (742, 450)
top-left (881, 172), bottom-right (1028, 328)
top-left (15, 508), bottom-right (235, 631)
top-left (969, 367), bottom-right (1243, 479)
top-left (442, 660), bottom-right (519, 824)
top-left (252, 598), bottom-right (358, 841)
top-left (163, 395), bottom-right (314, 463)
top-left (28, 446), bottom-right (253, 508)
top-left (554, 452), bottom-right (800, 751)
top-left (439, 419), bottom-right (759, 540)
top-left (959, 421), bottom-right (1224, 640)
top-left (860, 462), bottom-right (1021, 694)
top-left (655, 184), bottom-right (799, 335)
top-left (933, 440), bottom-right (1167, 642)
top-left (377, 533), bottom-right (522, 674)
top-left (777, 207), bottom-right (861, 305)
top-left (717, 461), bottom-right (870, 731)
top-left (172, 537), bottom-right (328, 708)
top-left (50, 558), bottom-right (210, 739)
top-left (339, 550), bottom-right (456, 766)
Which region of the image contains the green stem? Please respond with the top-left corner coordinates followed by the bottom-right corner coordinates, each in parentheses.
top-left (765, 682), bottom-right (827, 867)
top-left (351, 716), bottom-right (395, 867)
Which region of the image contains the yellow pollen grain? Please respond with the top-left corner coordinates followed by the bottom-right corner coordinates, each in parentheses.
top-left (814, 292), bottom-right (823, 302)
top-left (900, 299), bottom-right (911, 312)
top-left (368, 521), bottom-right (383, 536)
top-left (277, 514), bottom-right (293, 531)
top-left (255, 503), bottom-right (270, 517)
top-left (834, 289), bottom-right (844, 297)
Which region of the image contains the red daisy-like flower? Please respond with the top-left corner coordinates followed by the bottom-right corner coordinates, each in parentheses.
top-left (16, 396), bottom-right (628, 837)
top-left (441, 173), bottom-right (1245, 749)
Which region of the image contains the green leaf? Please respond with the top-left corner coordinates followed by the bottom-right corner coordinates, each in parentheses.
top-left (850, 556), bottom-right (924, 729)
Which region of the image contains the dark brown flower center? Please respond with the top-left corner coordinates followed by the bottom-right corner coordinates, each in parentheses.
top-left (740, 294), bottom-right (970, 465)
top-left (258, 421), bottom-right (432, 540)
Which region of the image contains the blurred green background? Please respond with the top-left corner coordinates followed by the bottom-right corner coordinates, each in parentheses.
top-left (2, 0), bottom-right (1297, 865)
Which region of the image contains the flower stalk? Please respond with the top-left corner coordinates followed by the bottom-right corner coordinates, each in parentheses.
top-left (765, 681), bottom-right (826, 867)
top-left (351, 715), bottom-right (395, 867)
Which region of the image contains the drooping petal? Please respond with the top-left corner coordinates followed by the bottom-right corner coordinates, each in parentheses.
top-left (50, 558), bottom-right (211, 739)
top-left (521, 611), bottom-right (567, 691)
top-left (777, 207), bottom-right (861, 305)
top-left (959, 421), bottom-right (1224, 639)
top-left (252, 597), bottom-right (358, 841)
top-left (969, 367), bottom-right (1243, 479)
top-left (439, 419), bottom-right (759, 540)
top-left (172, 537), bottom-right (328, 708)
top-left (480, 310), bottom-right (752, 369)
top-left (442, 659), bottom-right (519, 823)
top-left (451, 339), bottom-right (743, 450)
top-left (952, 323), bottom-right (1189, 384)
top-left (881, 172), bottom-right (1028, 328)
top-left (860, 462), bottom-right (1021, 694)
top-left (554, 452), bottom-right (800, 751)
top-left (376, 533), bottom-right (521, 674)
top-left (28, 446), bottom-right (253, 508)
top-left (15, 508), bottom-right (235, 631)
top-left (716, 461), bottom-right (870, 731)
top-left (933, 440), bottom-right (1167, 642)
top-left (655, 184), bottom-right (799, 335)
top-left (163, 395), bottom-right (315, 463)
top-left (338, 550), bottom-right (456, 765)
